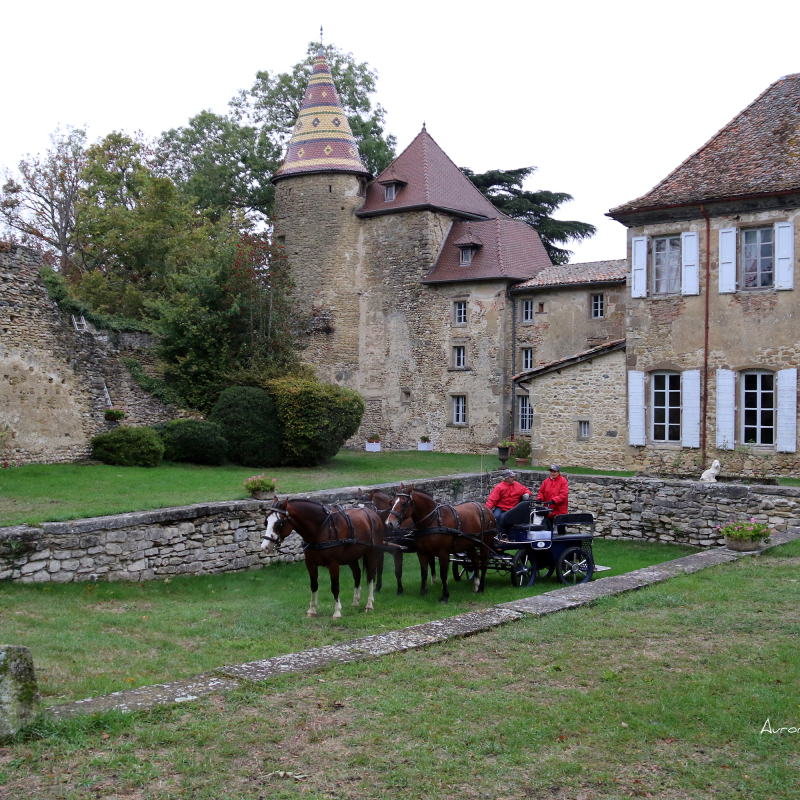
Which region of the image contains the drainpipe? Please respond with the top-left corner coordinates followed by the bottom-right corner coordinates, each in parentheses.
top-left (509, 287), bottom-right (517, 442)
top-left (700, 204), bottom-right (711, 468)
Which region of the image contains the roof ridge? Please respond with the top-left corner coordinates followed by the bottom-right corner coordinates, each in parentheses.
top-left (422, 128), bottom-right (430, 204)
top-left (494, 218), bottom-right (505, 275)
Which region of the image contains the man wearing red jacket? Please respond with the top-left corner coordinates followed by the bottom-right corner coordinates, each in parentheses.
top-left (536, 465), bottom-right (569, 531)
top-left (485, 470), bottom-right (532, 534)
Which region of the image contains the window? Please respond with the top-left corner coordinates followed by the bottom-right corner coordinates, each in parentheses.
top-left (452, 395), bottom-right (466, 425)
top-left (538, 302), bottom-right (545, 313)
top-left (742, 371), bottom-right (774, 444)
top-left (521, 299), bottom-right (534, 322)
top-left (742, 228), bottom-right (773, 289)
top-left (578, 420), bottom-right (590, 439)
top-left (521, 348), bottom-right (533, 371)
top-left (652, 372), bottom-right (681, 441)
top-left (652, 236), bottom-right (681, 294)
top-left (384, 184), bottom-right (396, 202)
top-left (518, 395), bottom-right (532, 431)
top-left (459, 247), bottom-right (474, 265)
top-left (454, 300), bottom-right (467, 325)
top-left (591, 294), bottom-right (604, 318)
top-left (453, 345), bottom-right (466, 368)
top-left (400, 389), bottom-right (411, 404)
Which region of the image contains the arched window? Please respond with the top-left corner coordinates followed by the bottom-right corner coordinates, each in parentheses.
top-left (741, 371), bottom-right (774, 445)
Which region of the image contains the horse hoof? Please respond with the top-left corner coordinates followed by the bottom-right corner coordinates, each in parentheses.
top-left (307, 611), bottom-right (317, 618)
top-left (365, 605), bottom-right (373, 612)
top-left (397, 587), bottom-right (403, 596)
top-left (333, 612), bottom-right (342, 619)
top-left (439, 597), bottom-right (449, 604)
top-left (352, 601), bottom-right (360, 607)
top-left (420, 589), bottom-right (428, 596)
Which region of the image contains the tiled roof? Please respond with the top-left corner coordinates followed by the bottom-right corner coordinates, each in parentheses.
top-left (609, 74), bottom-right (800, 215)
top-left (357, 127), bottom-right (503, 219)
top-left (511, 259), bottom-right (627, 290)
top-left (423, 218), bottom-right (551, 284)
top-left (512, 339), bottom-right (626, 383)
top-left (273, 47), bottom-right (370, 182)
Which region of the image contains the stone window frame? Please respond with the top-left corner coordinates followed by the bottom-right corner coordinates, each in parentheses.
top-left (448, 337), bottom-right (471, 371)
top-left (452, 299), bottom-right (468, 327)
top-left (448, 394), bottom-right (468, 427)
top-left (520, 299), bottom-right (534, 324)
top-left (400, 388), bottom-right (411, 405)
top-left (577, 419), bottom-right (591, 440)
top-left (517, 394), bottom-right (533, 432)
top-left (452, 344), bottom-right (467, 369)
top-left (591, 293), bottom-right (604, 319)
top-left (521, 347), bottom-right (534, 371)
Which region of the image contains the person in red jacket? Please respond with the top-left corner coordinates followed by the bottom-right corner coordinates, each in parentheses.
top-left (536, 465), bottom-right (569, 531)
top-left (485, 470), bottom-right (532, 533)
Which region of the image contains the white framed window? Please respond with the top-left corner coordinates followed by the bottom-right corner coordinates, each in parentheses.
top-left (742, 371), bottom-right (775, 445)
top-left (591, 294), bottom-right (604, 318)
top-left (521, 299), bottom-right (534, 322)
top-left (459, 247), bottom-right (474, 265)
top-left (578, 420), bottom-right (590, 439)
top-left (452, 395), bottom-right (467, 425)
top-left (653, 236), bottom-right (681, 294)
top-left (742, 228), bottom-right (774, 289)
top-left (651, 372), bottom-right (681, 442)
top-left (521, 348), bottom-right (533, 371)
top-left (384, 184), bottom-right (396, 202)
top-left (453, 345), bottom-right (466, 368)
top-left (454, 300), bottom-right (467, 325)
top-left (518, 395), bottom-right (532, 431)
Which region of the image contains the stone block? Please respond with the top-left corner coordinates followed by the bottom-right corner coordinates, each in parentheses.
top-left (128, 559), bottom-right (147, 572)
top-left (0, 645), bottom-right (40, 737)
top-left (106, 531), bottom-right (127, 543)
top-left (20, 560), bottom-right (46, 575)
top-left (29, 548), bottom-right (51, 562)
top-left (50, 571), bottom-right (74, 583)
top-left (48, 560), bottom-right (61, 573)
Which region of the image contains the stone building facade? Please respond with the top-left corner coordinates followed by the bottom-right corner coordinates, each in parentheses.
top-left (0, 245), bottom-right (183, 464)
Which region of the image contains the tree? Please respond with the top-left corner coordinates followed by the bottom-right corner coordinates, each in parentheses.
top-left (462, 167), bottom-right (596, 265)
top-left (0, 127), bottom-right (87, 276)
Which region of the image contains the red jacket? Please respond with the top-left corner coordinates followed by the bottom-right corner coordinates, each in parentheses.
top-left (536, 474), bottom-right (569, 517)
top-left (486, 480), bottom-right (531, 511)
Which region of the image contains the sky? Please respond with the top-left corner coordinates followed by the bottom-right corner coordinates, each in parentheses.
top-left (3, 0), bottom-right (800, 264)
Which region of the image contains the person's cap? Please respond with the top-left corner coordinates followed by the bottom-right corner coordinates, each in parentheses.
top-left (502, 469), bottom-right (516, 479)
top-left (549, 464), bottom-right (561, 472)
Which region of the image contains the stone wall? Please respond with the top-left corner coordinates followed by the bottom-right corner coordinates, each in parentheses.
top-left (0, 246), bottom-right (184, 464)
top-left (3, 472), bottom-right (799, 584)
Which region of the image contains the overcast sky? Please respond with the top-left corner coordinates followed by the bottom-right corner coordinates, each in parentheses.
top-left (3, 0), bottom-right (799, 263)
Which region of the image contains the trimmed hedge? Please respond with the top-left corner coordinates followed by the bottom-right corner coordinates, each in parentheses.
top-left (208, 386), bottom-right (282, 467)
top-left (91, 426), bottom-right (165, 468)
top-left (155, 420), bottom-right (227, 466)
top-left (267, 378), bottom-right (365, 466)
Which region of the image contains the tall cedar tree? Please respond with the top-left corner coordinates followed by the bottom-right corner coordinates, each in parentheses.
top-left (462, 167), bottom-right (596, 265)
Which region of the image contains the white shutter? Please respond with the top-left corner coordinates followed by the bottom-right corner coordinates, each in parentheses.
top-left (715, 369), bottom-right (736, 450)
top-left (631, 236), bottom-right (648, 298)
top-left (776, 368), bottom-right (797, 453)
top-left (718, 228), bottom-right (737, 293)
top-left (775, 221), bottom-right (794, 290)
top-left (681, 370), bottom-right (701, 448)
top-left (681, 231), bottom-right (700, 295)
top-left (628, 370), bottom-right (646, 446)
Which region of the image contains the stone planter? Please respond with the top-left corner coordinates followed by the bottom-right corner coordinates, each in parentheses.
top-left (725, 536), bottom-right (763, 552)
top-left (417, 441), bottom-right (433, 451)
top-left (515, 458), bottom-right (529, 467)
top-left (497, 446), bottom-right (511, 467)
top-left (251, 491), bottom-right (276, 501)
top-left (366, 442), bottom-right (381, 452)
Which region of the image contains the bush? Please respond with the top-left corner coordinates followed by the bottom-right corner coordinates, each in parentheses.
top-left (513, 438), bottom-right (532, 460)
top-left (91, 426), bottom-right (165, 467)
top-left (266, 378), bottom-right (365, 467)
top-left (208, 386), bottom-right (282, 467)
top-left (155, 419), bottom-right (228, 466)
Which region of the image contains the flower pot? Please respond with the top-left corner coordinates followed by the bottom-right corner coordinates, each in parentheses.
top-left (417, 441), bottom-right (433, 451)
top-left (515, 458), bottom-right (528, 467)
top-left (251, 490), bottom-right (276, 501)
top-left (725, 536), bottom-right (763, 552)
top-left (366, 442), bottom-right (381, 452)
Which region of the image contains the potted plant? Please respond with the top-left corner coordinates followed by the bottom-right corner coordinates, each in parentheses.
top-left (513, 437), bottom-right (532, 466)
top-left (418, 435), bottom-right (433, 451)
top-left (243, 474), bottom-right (278, 501)
top-left (497, 438), bottom-right (513, 467)
top-left (366, 436), bottom-right (381, 452)
top-left (104, 407), bottom-right (126, 422)
top-left (718, 518), bottom-right (771, 551)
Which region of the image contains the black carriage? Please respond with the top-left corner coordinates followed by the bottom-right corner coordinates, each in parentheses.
top-left (451, 500), bottom-right (596, 587)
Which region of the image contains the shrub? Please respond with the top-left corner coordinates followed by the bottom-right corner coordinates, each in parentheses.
top-left (155, 419), bottom-right (228, 466)
top-left (266, 378), bottom-right (365, 467)
top-left (513, 438), bottom-right (532, 459)
top-left (91, 426), bottom-right (165, 468)
top-left (208, 386), bottom-right (282, 467)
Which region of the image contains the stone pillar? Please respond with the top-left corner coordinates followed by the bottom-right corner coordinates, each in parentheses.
top-left (0, 645), bottom-right (40, 737)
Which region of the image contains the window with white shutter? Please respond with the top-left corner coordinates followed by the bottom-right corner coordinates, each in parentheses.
top-left (775, 221), bottom-right (795, 290)
top-left (718, 228), bottom-right (737, 294)
top-left (681, 370), bottom-right (701, 448)
top-left (628, 370), bottom-right (646, 445)
top-left (776, 368), bottom-right (797, 453)
top-left (631, 237), bottom-right (648, 298)
top-left (681, 231), bottom-right (700, 295)
top-left (716, 369), bottom-right (736, 449)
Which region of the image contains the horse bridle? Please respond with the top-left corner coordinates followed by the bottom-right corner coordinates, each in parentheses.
top-left (263, 502), bottom-right (290, 548)
top-left (387, 491), bottom-right (413, 523)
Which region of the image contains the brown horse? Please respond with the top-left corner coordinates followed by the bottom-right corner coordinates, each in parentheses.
top-left (356, 488), bottom-right (436, 595)
top-left (385, 483), bottom-right (496, 603)
top-left (262, 498), bottom-right (384, 618)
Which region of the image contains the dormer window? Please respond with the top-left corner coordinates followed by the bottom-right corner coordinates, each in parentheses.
top-left (384, 184), bottom-right (396, 202)
top-left (459, 247), bottom-right (474, 265)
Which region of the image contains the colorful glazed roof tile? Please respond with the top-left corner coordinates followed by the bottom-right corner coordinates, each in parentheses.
top-left (424, 218), bottom-right (551, 284)
top-left (609, 74), bottom-right (800, 216)
top-left (511, 259), bottom-right (627, 290)
top-left (357, 127), bottom-right (504, 219)
top-left (273, 47), bottom-right (370, 182)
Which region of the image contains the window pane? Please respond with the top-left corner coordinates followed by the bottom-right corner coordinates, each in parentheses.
top-left (762, 374), bottom-right (774, 391)
top-left (762, 428), bottom-right (774, 445)
top-left (654, 425), bottom-right (665, 439)
top-left (668, 425), bottom-right (681, 440)
top-left (654, 408), bottom-right (665, 424)
top-left (744, 409), bottom-right (757, 426)
top-left (668, 408), bottom-right (681, 424)
top-left (761, 410), bottom-right (774, 427)
top-left (654, 375), bottom-right (665, 390)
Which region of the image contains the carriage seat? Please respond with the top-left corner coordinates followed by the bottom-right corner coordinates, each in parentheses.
top-left (551, 513), bottom-right (595, 534)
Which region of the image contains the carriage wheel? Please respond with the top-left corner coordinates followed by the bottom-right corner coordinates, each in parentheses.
top-left (510, 548), bottom-right (536, 588)
top-left (452, 556), bottom-right (476, 582)
top-left (538, 565), bottom-right (555, 580)
top-left (556, 547), bottom-right (594, 585)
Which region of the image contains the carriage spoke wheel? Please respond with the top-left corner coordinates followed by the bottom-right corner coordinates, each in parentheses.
top-left (556, 547), bottom-right (594, 585)
top-left (511, 548), bottom-right (536, 588)
top-left (452, 555), bottom-right (475, 582)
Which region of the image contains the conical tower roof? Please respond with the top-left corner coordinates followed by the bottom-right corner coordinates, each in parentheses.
top-left (273, 47), bottom-right (370, 182)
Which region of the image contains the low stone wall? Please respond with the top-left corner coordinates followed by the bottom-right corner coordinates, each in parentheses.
top-left (2, 471), bottom-right (799, 584)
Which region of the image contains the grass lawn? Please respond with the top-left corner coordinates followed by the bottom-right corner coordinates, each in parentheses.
top-left (1, 540), bottom-right (797, 799)
top-left (0, 539), bottom-right (696, 704)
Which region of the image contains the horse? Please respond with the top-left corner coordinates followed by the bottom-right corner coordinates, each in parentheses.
top-left (356, 488), bottom-right (436, 595)
top-left (385, 483), bottom-right (496, 604)
top-left (262, 498), bottom-right (385, 618)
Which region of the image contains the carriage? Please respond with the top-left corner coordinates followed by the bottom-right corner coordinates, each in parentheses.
top-left (450, 500), bottom-right (596, 587)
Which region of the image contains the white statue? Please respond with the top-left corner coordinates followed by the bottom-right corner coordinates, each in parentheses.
top-left (700, 459), bottom-right (721, 483)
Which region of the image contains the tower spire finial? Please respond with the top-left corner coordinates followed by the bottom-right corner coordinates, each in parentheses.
top-left (317, 26), bottom-right (324, 57)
